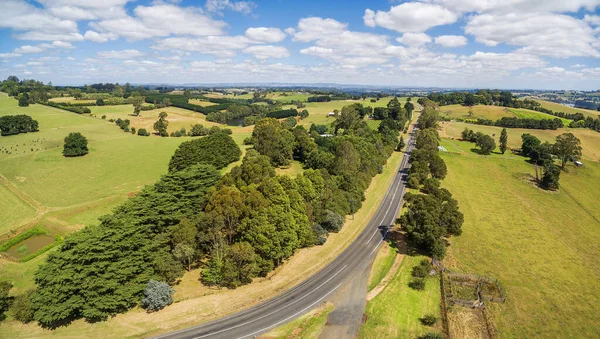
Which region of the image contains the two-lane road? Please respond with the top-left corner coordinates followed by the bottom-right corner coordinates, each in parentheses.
top-left (155, 127), bottom-right (418, 339)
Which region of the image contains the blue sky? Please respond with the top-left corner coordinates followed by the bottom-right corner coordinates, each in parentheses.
top-left (1, 0), bottom-right (600, 90)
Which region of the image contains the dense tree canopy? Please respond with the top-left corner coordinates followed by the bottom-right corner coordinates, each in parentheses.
top-left (168, 132), bottom-right (241, 172)
top-left (0, 115), bottom-right (39, 136)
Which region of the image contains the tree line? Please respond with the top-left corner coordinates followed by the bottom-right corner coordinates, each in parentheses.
top-left (400, 107), bottom-right (464, 259)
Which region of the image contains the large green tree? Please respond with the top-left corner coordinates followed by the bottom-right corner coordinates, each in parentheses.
top-left (476, 135), bottom-right (496, 155)
top-left (553, 133), bottom-right (582, 169)
top-left (62, 132), bottom-right (88, 157)
top-left (168, 132), bottom-right (241, 172)
top-left (252, 118), bottom-right (296, 166)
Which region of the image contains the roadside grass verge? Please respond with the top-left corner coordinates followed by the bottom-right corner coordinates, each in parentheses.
top-left (367, 240), bottom-right (397, 292)
top-left (360, 255), bottom-right (442, 339)
top-left (260, 302), bottom-right (333, 339)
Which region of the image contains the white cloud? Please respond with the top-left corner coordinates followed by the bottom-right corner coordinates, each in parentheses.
top-left (66, 56), bottom-right (76, 61)
top-left (397, 33), bottom-right (432, 46)
top-left (91, 4), bottom-right (227, 41)
top-left (244, 45), bottom-right (290, 59)
top-left (364, 3), bottom-right (457, 33)
top-left (466, 13), bottom-right (600, 58)
top-left (287, 17), bottom-right (348, 42)
top-left (245, 27), bottom-right (286, 43)
top-left (152, 36), bottom-right (253, 57)
top-left (584, 14), bottom-right (600, 26)
top-left (97, 49), bottom-right (144, 59)
top-left (0, 53), bottom-right (22, 59)
top-left (0, 0), bottom-right (79, 40)
top-left (39, 41), bottom-right (75, 49)
top-left (429, 0), bottom-right (600, 14)
top-left (84, 31), bottom-right (118, 43)
top-left (14, 45), bottom-right (45, 54)
top-left (205, 0), bottom-right (256, 15)
top-left (435, 35), bottom-right (468, 47)
top-left (300, 46), bottom-right (335, 58)
top-left (14, 31), bottom-right (83, 41)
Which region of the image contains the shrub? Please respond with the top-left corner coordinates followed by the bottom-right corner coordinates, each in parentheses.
top-left (130, 127), bottom-right (136, 134)
top-left (141, 280), bottom-right (173, 312)
top-left (412, 265), bottom-right (430, 278)
top-left (420, 314), bottom-right (438, 326)
top-left (11, 289), bottom-right (35, 323)
top-left (321, 210), bottom-right (344, 233)
top-left (408, 278), bottom-right (425, 290)
top-left (101, 115), bottom-right (106, 119)
top-left (96, 98), bottom-right (105, 106)
top-left (0, 281), bottom-right (12, 321)
top-left (63, 132), bottom-right (88, 157)
top-left (137, 128), bottom-right (150, 136)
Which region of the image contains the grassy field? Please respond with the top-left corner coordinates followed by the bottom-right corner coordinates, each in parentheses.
top-left (440, 121), bottom-right (600, 161)
top-left (531, 98), bottom-right (600, 118)
top-left (0, 182), bottom-right (36, 235)
top-left (89, 104), bottom-right (229, 134)
top-left (48, 97), bottom-right (95, 104)
top-left (438, 104), bottom-right (571, 125)
top-left (360, 255), bottom-right (442, 339)
top-left (439, 104), bottom-right (515, 120)
top-left (0, 94), bottom-right (192, 260)
top-left (367, 240), bottom-right (397, 291)
top-left (509, 108), bottom-right (571, 125)
top-left (439, 137), bottom-right (600, 338)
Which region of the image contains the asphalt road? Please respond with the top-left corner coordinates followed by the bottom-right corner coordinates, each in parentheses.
top-left (154, 127), bottom-right (417, 339)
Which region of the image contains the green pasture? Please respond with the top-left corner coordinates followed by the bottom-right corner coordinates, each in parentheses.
top-left (439, 140), bottom-right (600, 338)
top-left (531, 98), bottom-right (600, 118)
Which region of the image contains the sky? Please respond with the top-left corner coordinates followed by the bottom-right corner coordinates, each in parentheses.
top-left (0, 0), bottom-right (600, 90)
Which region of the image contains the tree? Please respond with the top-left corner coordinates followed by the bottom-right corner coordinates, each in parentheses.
top-left (476, 135), bottom-right (496, 155)
top-left (540, 162), bottom-right (560, 190)
top-left (300, 109), bottom-right (309, 119)
top-left (397, 136), bottom-right (406, 151)
top-left (499, 128), bottom-right (508, 154)
top-left (63, 132), bottom-right (88, 157)
top-left (129, 96), bottom-right (145, 116)
top-left (321, 210), bottom-right (344, 232)
top-left (153, 111), bottom-right (169, 137)
top-left (96, 98), bottom-right (105, 106)
top-left (172, 243), bottom-right (195, 271)
top-left (333, 105), bottom-right (360, 134)
top-left (11, 289), bottom-right (35, 323)
top-left (553, 133), bottom-right (582, 169)
top-left (0, 281), bottom-right (12, 321)
top-left (141, 280), bottom-right (173, 312)
top-left (172, 217), bottom-right (197, 247)
top-left (464, 93), bottom-right (477, 107)
top-left (252, 118), bottom-right (296, 166)
top-left (404, 102), bottom-right (415, 119)
top-left (18, 94), bottom-right (29, 107)
top-left (521, 133), bottom-right (541, 157)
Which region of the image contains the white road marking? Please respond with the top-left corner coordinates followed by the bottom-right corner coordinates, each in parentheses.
top-left (237, 283), bottom-right (343, 339)
top-left (193, 265), bottom-right (348, 339)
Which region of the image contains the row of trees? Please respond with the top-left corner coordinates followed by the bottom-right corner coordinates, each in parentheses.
top-left (0, 115), bottom-right (39, 136)
top-left (460, 128), bottom-right (507, 155)
top-left (400, 107), bottom-right (463, 259)
top-left (463, 116), bottom-right (565, 130)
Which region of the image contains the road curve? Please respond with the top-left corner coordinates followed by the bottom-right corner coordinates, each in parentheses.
top-left (154, 127), bottom-right (418, 339)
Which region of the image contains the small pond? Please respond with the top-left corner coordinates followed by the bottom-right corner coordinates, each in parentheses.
top-left (5, 234), bottom-right (54, 259)
top-left (226, 118), bottom-right (245, 127)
